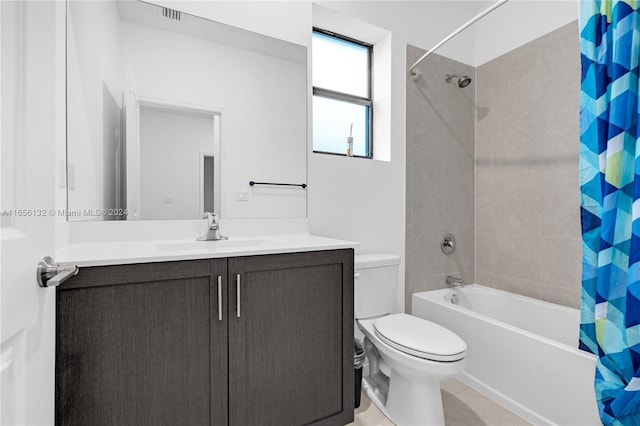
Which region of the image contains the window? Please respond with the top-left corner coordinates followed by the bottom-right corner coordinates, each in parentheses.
top-left (312, 28), bottom-right (373, 158)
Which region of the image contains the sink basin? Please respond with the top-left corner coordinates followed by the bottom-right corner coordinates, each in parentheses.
top-left (156, 240), bottom-right (265, 252)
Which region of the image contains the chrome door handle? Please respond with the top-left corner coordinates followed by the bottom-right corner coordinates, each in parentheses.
top-left (217, 276), bottom-right (223, 321)
top-left (236, 274), bottom-right (241, 318)
top-left (37, 256), bottom-right (78, 288)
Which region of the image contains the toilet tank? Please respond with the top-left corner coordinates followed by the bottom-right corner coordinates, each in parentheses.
top-left (354, 253), bottom-right (401, 319)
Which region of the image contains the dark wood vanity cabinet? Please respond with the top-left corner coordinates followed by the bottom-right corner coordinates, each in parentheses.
top-left (55, 249), bottom-right (354, 426)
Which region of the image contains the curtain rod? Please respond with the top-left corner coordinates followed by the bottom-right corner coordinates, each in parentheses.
top-left (409, 0), bottom-right (510, 78)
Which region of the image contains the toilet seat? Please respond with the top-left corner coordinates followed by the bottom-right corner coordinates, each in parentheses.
top-left (373, 313), bottom-right (466, 362)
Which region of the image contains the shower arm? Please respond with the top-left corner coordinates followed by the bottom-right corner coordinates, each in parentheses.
top-left (409, 0), bottom-right (510, 78)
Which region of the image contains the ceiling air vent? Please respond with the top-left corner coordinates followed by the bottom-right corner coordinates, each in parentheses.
top-left (161, 7), bottom-right (181, 21)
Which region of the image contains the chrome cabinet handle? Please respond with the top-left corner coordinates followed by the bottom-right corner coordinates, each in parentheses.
top-left (37, 256), bottom-right (79, 288)
top-left (217, 276), bottom-right (223, 321)
top-left (236, 274), bottom-right (241, 318)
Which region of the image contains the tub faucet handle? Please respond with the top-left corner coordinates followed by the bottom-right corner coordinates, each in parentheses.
top-left (441, 233), bottom-right (455, 254)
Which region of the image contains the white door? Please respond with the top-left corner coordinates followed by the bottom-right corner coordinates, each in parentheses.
top-left (1, 2), bottom-right (64, 424)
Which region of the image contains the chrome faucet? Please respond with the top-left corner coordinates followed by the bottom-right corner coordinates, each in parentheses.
top-left (197, 212), bottom-right (228, 241)
top-left (445, 275), bottom-right (464, 288)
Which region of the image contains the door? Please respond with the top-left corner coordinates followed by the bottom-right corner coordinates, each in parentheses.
top-left (1, 1), bottom-right (64, 425)
top-left (228, 251), bottom-right (354, 426)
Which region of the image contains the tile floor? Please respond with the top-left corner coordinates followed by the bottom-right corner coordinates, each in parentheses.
top-left (348, 378), bottom-right (531, 426)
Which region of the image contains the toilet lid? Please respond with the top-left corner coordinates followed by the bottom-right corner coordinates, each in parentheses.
top-left (373, 313), bottom-right (466, 362)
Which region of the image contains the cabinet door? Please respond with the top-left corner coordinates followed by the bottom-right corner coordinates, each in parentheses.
top-left (56, 259), bottom-right (228, 426)
top-left (228, 250), bottom-right (354, 426)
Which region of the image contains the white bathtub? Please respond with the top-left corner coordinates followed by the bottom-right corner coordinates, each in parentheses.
top-left (412, 284), bottom-right (600, 426)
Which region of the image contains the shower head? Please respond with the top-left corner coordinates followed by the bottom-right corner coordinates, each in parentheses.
top-left (445, 74), bottom-right (472, 88)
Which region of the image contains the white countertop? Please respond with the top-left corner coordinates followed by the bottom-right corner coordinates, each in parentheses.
top-left (56, 234), bottom-right (359, 267)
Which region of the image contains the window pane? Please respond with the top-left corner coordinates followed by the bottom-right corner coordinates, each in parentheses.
top-left (312, 32), bottom-right (369, 98)
top-left (313, 96), bottom-right (370, 157)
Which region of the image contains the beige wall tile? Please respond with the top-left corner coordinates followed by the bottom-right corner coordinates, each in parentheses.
top-left (539, 284), bottom-right (581, 309)
top-left (475, 191), bottom-right (495, 233)
top-left (406, 47), bottom-right (475, 312)
top-left (494, 39), bottom-right (541, 94)
top-left (444, 231), bottom-right (475, 281)
top-left (407, 187), bottom-right (444, 235)
top-left (475, 271), bottom-right (498, 287)
top-left (445, 100), bottom-right (476, 158)
top-left (471, 23), bottom-right (580, 308)
top-left (491, 274), bottom-right (541, 300)
top-left (443, 141), bottom-right (475, 194)
top-left (541, 193), bottom-right (581, 238)
top-left (406, 233), bottom-right (444, 277)
top-left (492, 190), bottom-right (541, 236)
top-left (406, 145), bottom-right (443, 194)
top-left (444, 191), bottom-right (475, 236)
top-left (475, 61), bottom-right (498, 105)
top-left (540, 237), bottom-right (582, 290)
top-left (540, 21), bottom-right (580, 140)
top-left (540, 134), bottom-right (580, 238)
top-left (494, 234), bottom-right (541, 281)
top-left (494, 142), bottom-right (542, 191)
top-left (494, 47), bottom-right (542, 146)
top-left (476, 232), bottom-right (496, 274)
top-left (475, 156), bottom-right (494, 195)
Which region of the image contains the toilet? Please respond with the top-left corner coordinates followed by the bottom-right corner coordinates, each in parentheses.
top-left (355, 254), bottom-right (466, 426)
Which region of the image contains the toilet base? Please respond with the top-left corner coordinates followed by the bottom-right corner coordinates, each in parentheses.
top-left (362, 373), bottom-right (446, 426)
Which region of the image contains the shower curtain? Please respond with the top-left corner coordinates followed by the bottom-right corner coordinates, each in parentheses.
top-left (580, 1), bottom-right (640, 424)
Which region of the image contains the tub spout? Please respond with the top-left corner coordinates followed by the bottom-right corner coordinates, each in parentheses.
top-left (446, 275), bottom-right (464, 288)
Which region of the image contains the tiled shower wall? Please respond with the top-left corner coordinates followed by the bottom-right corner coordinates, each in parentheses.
top-left (406, 21), bottom-right (581, 311)
top-left (475, 21), bottom-right (581, 308)
top-left (405, 47), bottom-right (475, 313)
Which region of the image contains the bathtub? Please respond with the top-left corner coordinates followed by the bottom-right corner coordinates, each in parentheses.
top-left (412, 284), bottom-right (600, 426)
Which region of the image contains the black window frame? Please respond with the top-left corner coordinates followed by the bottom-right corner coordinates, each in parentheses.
top-left (312, 27), bottom-right (373, 159)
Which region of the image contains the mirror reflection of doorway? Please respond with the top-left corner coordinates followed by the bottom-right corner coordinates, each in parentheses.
top-left (201, 154), bottom-right (215, 214)
top-left (133, 103), bottom-right (220, 220)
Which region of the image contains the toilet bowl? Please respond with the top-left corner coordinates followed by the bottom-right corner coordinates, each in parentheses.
top-left (354, 254), bottom-right (466, 426)
top-left (357, 314), bottom-right (465, 426)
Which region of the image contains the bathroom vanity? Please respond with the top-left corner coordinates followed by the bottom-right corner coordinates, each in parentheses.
top-left (55, 238), bottom-right (355, 426)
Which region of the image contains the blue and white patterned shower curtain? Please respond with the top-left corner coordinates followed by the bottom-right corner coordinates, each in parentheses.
top-left (580, 1), bottom-right (640, 424)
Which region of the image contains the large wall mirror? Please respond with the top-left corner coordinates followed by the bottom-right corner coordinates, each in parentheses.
top-left (66, 0), bottom-right (307, 221)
